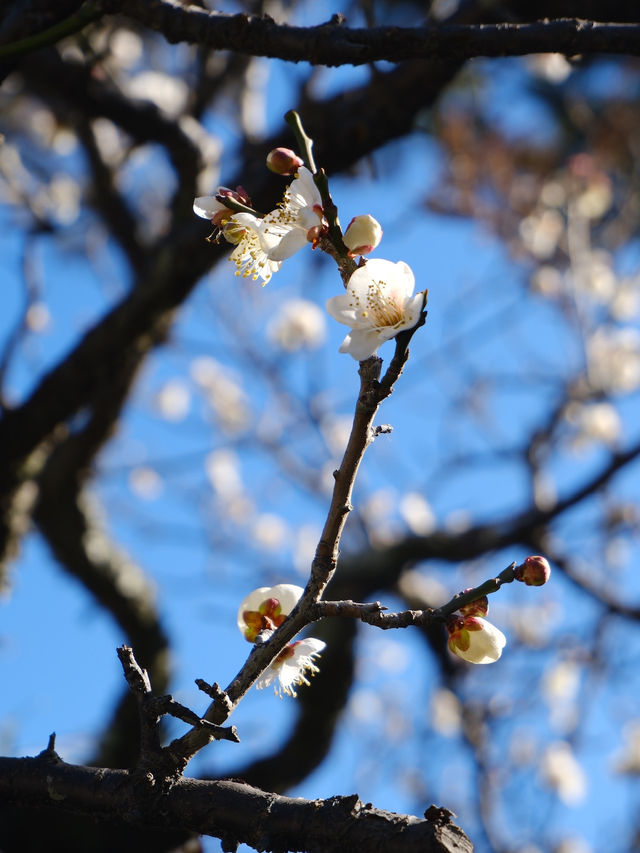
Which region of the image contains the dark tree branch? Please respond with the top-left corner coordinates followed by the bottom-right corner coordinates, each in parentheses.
top-left (0, 751), bottom-right (472, 853)
top-left (98, 4), bottom-right (640, 64)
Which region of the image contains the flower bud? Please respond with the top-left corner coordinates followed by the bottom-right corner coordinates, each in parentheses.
top-left (515, 555), bottom-right (551, 586)
top-left (343, 214), bottom-right (383, 256)
top-left (458, 589), bottom-right (489, 618)
top-left (266, 147), bottom-right (305, 175)
top-left (194, 186), bottom-right (252, 225)
top-left (447, 615), bottom-right (506, 664)
top-left (217, 185), bottom-right (252, 207)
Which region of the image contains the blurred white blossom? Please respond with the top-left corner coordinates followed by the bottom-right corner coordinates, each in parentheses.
top-left (127, 71), bottom-right (188, 117)
top-left (251, 513), bottom-right (289, 551)
top-left (528, 53), bottom-right (573, 82)
top-left (615, 721), bottom-right (640, 774)
top-left (587, 327), bottom-right (640, 393)
top-left (154, 379), bottom-right (190, 422)
top-left (399, 492), bottom-right (436, 535)
top-left (109, 29), bottom-right (143, 68)
top-left (267, 299), bottom-right (326, 351)
top-left (190, 357), bottom-right (251, 434)
top-left (565, 401), bottom-right (621, 449)
top-left (128, 466), bottom-right (163, 500)
top-left (430, 688), bottom-right (462, 736)
top-left (540, 742), bottom-right (587, 804)
top-left (25, 302), bottom-right (51, 333)
top-left (205, 449), bottom-right (243, 498)
top-left (520, 209), bottom-right (564, 259)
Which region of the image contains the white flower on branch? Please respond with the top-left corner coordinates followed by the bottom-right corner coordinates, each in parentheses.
top-left (326, 259), bottom-right (425, 360)
top-left (223, 212), bottom-right (283, 284)
top-left (255, 637), bottom-right (326, 698)
top-left (237, 583), bottom-right (304, 642)
top-left (446, 615), bottom-right (506, 664)
top-left (259, 165), bottom-right (324, 262)
top-left (237, 584), bottom-right (325, 697)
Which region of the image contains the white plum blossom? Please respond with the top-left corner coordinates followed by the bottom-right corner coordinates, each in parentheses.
top-left (194, 168), bottom-right (322, 283)
top-left (224, 212), bottom-right (282, 284)
top-left (237, 584), bottom-right (326, 698)
top-left (326, 259), bottom-right (425, 360)
top-left (237, 583), bottom-right (304, 642)
top-left (259, 166), bottom-right (324, 262)
top-left (447, 615), bottom-right (506, 664)
top-left (255, 637), bottom-right (326, 697)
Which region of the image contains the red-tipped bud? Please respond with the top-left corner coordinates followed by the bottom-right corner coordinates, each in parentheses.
top-left (515, 555), bottom-right (551, 586)
top-left (343, 214), bottom-right (383, 256)
top-left (266, 147), bottom-right (305, 175)
top-left (217, 185), bottom-right (252, 207)
top-left (459, 589), bottom-right (489, 617)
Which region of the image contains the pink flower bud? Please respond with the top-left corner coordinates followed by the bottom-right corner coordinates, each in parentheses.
top-left (266, 147), bottom-right (305, 175)
top-left (515, 555), bottom-right (551, 586)
top-left (459, 589), bottom-right (489, 617)
top-left (343, 214), bottom-right (383, 256)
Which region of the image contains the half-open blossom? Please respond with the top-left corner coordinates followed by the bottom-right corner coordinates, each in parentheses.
top-left (256, 637), bottom-right (326, 697)
top-left (447, 615), bottom-right (506, 664)
top-left (343, 214), bottom-right (383, 256)
top-left (515, 555), bottom-right (551, 586)
top-left (326, 259), bottom-right (425, 360)
top-left (259, 166), bottom-right (324, 262)
top-left (237, 583), bottom-right (303, 642)
top-left (223, 212), bottom-right (282, 284)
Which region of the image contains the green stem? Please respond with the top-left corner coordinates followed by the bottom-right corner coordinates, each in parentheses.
top-left (285, 110), bottom-right (316, 173)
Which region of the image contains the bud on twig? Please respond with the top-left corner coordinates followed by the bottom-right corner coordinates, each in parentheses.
top-left (459, 589), bottom-right (489, 617)
top-left (343, 214), bottom-right (383, 256)
top-left (515, 555), bottom-right (551, 586)
top-left (266, 147), bottom-right (305, 175)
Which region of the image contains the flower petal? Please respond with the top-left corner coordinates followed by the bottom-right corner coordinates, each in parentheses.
top-left (193, 196), bottom-right (225, 219)
top-left (338, 328), bottom-right (387, 360)
top-left (266, 227), bottom-right (309, 262)
top-left (325, 293), bottom-right (360, 326)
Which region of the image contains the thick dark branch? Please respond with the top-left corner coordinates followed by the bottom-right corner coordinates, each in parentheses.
top-left (100, 4), bottom-right (640, 64)
top-left (0, 754), bottom-right (472, 853)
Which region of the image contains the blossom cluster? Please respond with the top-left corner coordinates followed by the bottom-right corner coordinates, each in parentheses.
top-left (446, 556), bottom-right (551, 664)
top-left (237, 584), bottom-right (325, 697)
top-left (194, 145), bottom-right (427, 361)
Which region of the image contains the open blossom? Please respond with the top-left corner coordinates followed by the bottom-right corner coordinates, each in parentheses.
top-left (237, 583), bottom-right (303, 642)
top-left (326, 259), bottom-right (425, 360)
top-left (256, 637), bottom-right (326, 697)
top-left (447, 615), bottom-right (506, 664)
top-left (237, 584), bottom-right (325, 697)
top-left (259, 166), bottom-right (324, 262)
top-left (223, 212), bottom-right (282, 284)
